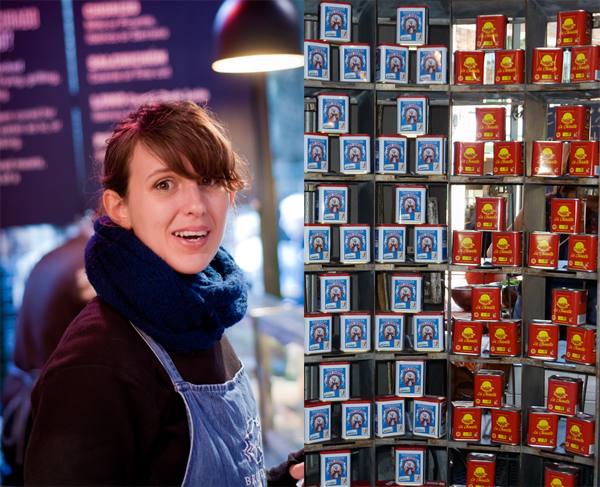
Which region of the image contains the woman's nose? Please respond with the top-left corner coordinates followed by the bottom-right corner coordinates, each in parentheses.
top-left (182, 181), bottom-right (206, 215)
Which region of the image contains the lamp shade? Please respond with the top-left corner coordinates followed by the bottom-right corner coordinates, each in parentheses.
top-left (212, 0), bottom-right (303, 73)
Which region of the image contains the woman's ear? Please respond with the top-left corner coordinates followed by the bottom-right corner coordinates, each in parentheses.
top-left (103, 190), bottom-right (132, 230)
top-left (229, 191), bottom-right (236, 208)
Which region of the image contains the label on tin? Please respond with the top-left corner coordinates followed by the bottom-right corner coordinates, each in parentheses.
top-left (322, 453), bottom-right (349, 486)
top-left (306, 316), bottom-right (331, 353)
top-left (556, 107), bottom-right (589, 141)
top-left (414, 315), bottom-right (443, 351)
top-left (319, 276), bottom-right (349, 312)
top-left (343, 403), bottom-right (370, 438)
top-left (454, 141), bottom-right (485, 175)
top-left (489, 322), bottom-right (521, 356)
top-left (415, 227), bottom-right (447, 262)
top-left (396, 361), bottom-right (424, 396)
top-left (417, 47), bottom-right (446, 83)
top-left (378, 46), bottom-right (408, 83)
top-left (492, 232), bottom-right (522, 266)
top-left (547, 379), bottom-right (580, 415)
top-left (472, 286), bottom-right (501, 321)
top-left (453, 406), bottom-right (482, 441)
top-left (398, 99), bottom-right (426, 134)
top-left (453, 320), bottom-right (483, 355)
top-left (377, 399), bottom-right (405, 436)
top-left (413, 400), bottom-right (445, 437)
top-left (376, 137), bottom-right (406, 173)
top-left (476, 15), bottom-right (506, 50)
top-left (306, 227), bottom-right (330, 262)
top-left (474, 374), bottom-right (503, 408)
top-left (491, 409), bottom-right (520, 445)
top-left (341, 137), bottom-right (369, 172)
top-left (528, 234), bottom-right (558, 268)
top-left (570, 46), bottom-right (599, 82)
top-left (532, 141), bottom-right (569, 176)
top-left (321, 366), bottom-right (348, 400)
top-left (341, 228), bottom-right (369, 262)
top-left (341, 46), bottom-right (369, 82)
top-left (318, 187), bottom-right (347, 222)
top-left (305, 43), bottom-right (329, 80)
top-left (375, 227), bottom-right (406, 262)
top-left (533, 49), bottom-right (563, 83)
top-left (342, 317), bottom-right (369, 350)
top-left (528, 413), bottom-right (557, 447)
top-left (557, 10), bottom-right (592, 47)
top-left (453, 231), bottom-right (482, 265)
top-left (455, 51), bottom-right (484, 84)
top-left (416, 139), bottom-right (445, 174)
top-left (321, 4), bottom-right (350, 42)
top-left (567, 327), bottom-right (597, 364)
top-left (569, 141), bottom-right (599, 177)
top-left (392, 276), bottom-right (421, 311)
top-left (396, 187), bottom-right (425, 223)
top-left (476, 107), bottom-right (505, 141)
top-left (305, 135), bottom-right (328, 172)
top-left (529, 323), bottom-right (559, 359)
top-left (565, 416), bottom-right (595, 456)
top-left (397, 8), bottom-right (427, 44)
top-left (320, 97), bottom-right (348, 132)
top-left (395, 449), bottom-right (424, 484)
top-left (307, 404), bottom-right (330, 442)
top-left (551, 289), bottom-right (587, 325)
top-left (376, 315), bottom-right (404, 350)
top-left (493, 142), bottom-right (523, 175)
top-left (494, 50), bottom-right (524, 84)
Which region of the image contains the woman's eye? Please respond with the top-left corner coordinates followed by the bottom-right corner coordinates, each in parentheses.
top-left (200, 178), bottom-right (216, 186)
top-left (155, 180), bottom-right (174, 190)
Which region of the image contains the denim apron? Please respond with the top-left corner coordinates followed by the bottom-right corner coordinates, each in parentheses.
top-left (133, 325), bottom-right (266, 486)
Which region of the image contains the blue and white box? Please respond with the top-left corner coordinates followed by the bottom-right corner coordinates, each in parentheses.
top-left (414, 225), bottom-right (447, 263)
top-left (304, 224), bottom-right (331, 264)
top-left (339, 43), bottom-right (370, 82)
top-left (395, 360), bottom-right (425, 397)
top-left (319, 1), bottom-right (351, 43)
top-left (375, 225), bottom-right (406, 264)
top-left (340, 312), bottom-right (371, 352)
top-left (395, 447), bottom-right (425, 486)
top-left (391, 274), bottom-right (423, 313)
top-left (342, 398), bottom-right (371, 439)
top-left (316, 183), bottom-right (348, 223)
top-left (395, 185), bottom-right (427, 224)
top-left (320, 450), bottom-right (351, 487)
top-left (415, 135), bottom-right (447, 174)
top-left (304, 40), bottom-right (331, 81)
top-left (376, 44), bottom-right (409, 84)
top-left (340, 224), bottom-right (370, 264)
top-left (376, 135), bottom-right (407, 174)
top-left (375, 312), bottom-right (405, 351)
top-left (304, 399), bottom-right (331, 443)
top-left (318, 273), bottom-right (350, 313)
top-left (340, 134), bottom-right (370, 174)
top-left (319, 361), bottom-right (350, 401)
top-left (416, 45), bottom-right (448, 84)
top-left (304, 313), bottom-right (332, 354)
top-left (413, 312), bottom-right (445, 352)
top-left (413, 396), bottom-right (447, 438)
top-left (318, 93), bottom-right (350, 134)
top-left (375, 396), bottom-right (405, 437)
top-left (396, 6), bottom-right (428, 45)
top-left (397, 96), bottom-right (428, 135)
top-left (304, 132), bottom-right (329, 173)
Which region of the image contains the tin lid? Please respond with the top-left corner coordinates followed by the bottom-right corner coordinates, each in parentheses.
top-left (320, 449), bottom-right (352, 455)
top-left (340, 311), bottom-right (370, 316)
top-left (342, 396), bottom-right (371, 404)
top-left (375, 310), bottom-right (406, 317)
top-left (395, 184), bottom-right (426, 188)
top-left (530, 319), bottom-right (558, 327)
top-left (305, 39), bottom-right (331, 45)
top-left (453, 317), bottom-right (485, 324)
top-left (452, 401), bottom-right (475, 408)
top-left (340, 134), bottom-right (370, 138)
top-left (493, 231), bottom-right (521, 235)
top-left (471, 283), bottom-right (502, 289)
top-left (316, 183), bottom-right (349, 188)
top-left (494, 49), bottom-right (525, 54)
top-left (490, 319), bottom-right (521, 324)
top-left (528, 405), bottom-right (550, 414)
top-left (548, 375), bottom-right (583, 384)
top-left (497, 405), bottom-right (521, 413)
top-left (533, 47), bottom-right (564, 51)
top-left (397, 95), bottom-right (429, 99)
top-left (418, 224), bottom-right (447, 228)
top-left (305, 132), bottom-right (329, 136)
top-left (319, 1), bottom-right (352, 6)
top-left (416, 134), bottom-right (447, 139)
top-left (570, 412), bottom-right (595, 423)
top-left (545, 462), bottom-right (580, 475)
top-left (305, 312), bottom-right (332, 318)
top-left (417, 45), bottom-right (448, 49)
top-left (304, 223), bottom-right (330, 227)
top-left (377, 134), bottom-right (408, 139)
top-left (556, 105), bottom-right (589, 109)
top-left (530, 232), bottom-right (557, 237)
top-left (375, 223), bottom-right (407, 228)
top-left (533, 140), bottom-right (564, 145)
top-left (319, 361), bottom-right (350, 366)
top-left (415, 395), bottom-right (446, 403)
top-left (305, 399), bottom-right (331, 407)
top-left (339, 223), bottom-right (370, 228)
top-left (317, 272), bottom-right (351, 277)
top-left (317, 92), bottom-right (350, 98)
top-left (474, 369), bottom-right (504, 377)
top-left (571, 324), bottom-right (597, 331)
top-left (455, 50), bottom-right (485, 54)
top-left (376, 394), bottom-right (406, 402)
top-left (477, 14), bottom-right (507, 19)
top-left (395, 359), bottom-right (425, 365)
top-left (391, 273), bottom-right (423, 277)
top-left (414, 311), bottom-right (444, 317)
top-left (466, 452), bottom-right (496, 462)
top-left (396, 5), bottom-right (429, 9)
top-left (570, 233), bottom-right (599, 239)
top-left (553, 287), bottom-right (586, 293)
top-left (378, 43), bottom-right (408, 48)
top-left (340, 43), bottom-right (371, 47)
top-left (394, 446), bottom-right (426, 452)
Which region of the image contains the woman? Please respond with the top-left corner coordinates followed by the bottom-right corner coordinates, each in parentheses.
top-left (24, 101), bottom-right (303, 485)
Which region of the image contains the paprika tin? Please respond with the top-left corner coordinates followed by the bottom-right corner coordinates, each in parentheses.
top-left (375, 224), bottom-right (406, 263)
top-left (416, 45), bottom-right (448, 84)
top-left (415, 135), bottom-right (447, 175)
top-left (318, 272), bottom-right (351, 313)
top-left (413, 312), bottom-right (445, 352)
top-left (319, 1), bottom-right (351, 43)
top-left (550, 198), bottom-right (584, 234)
top-left (565, 413), bottom-right (595, 456)
top-left (474, 369), bottom-right (505, 408)
top-left (413, 395), bottom-right (447, 438)
top-left (317, 93), bottom-right (350, 134)
top-left (532, 141), bottom-right (570, 177)
top-left (466, 452), bottom-right (496, 487)
top-left (547, 375), bottom-right (582, 416)
top-left (376, 44), bottom-right (409, 84)
top-left (471, 284), bottom-right (502, 321)
top-left (453, 230), bottom-right (482, 265)
top-left (528, 320), bottom-right (559, 361)
top-left (566, 325), bottom-right (597, 365)
top-left (570, 45), bottom-right (600, 82)
top-left (494, 49), bottom-right (525, 84)
top-left (532, 48), bottom-right (564, 84)
top-left (304, 224), bottom-right (331, 264)
top-left (452, 402), bottom-right (482, 442)
top-left (396, 6), bottom-right (428, 46)
top-left (320, 449), bottom-right (351, 487)
top-left (316, 183), bottom-right (349, 224)
top-left (395, 359), bottom-right (425, 397)
top-left (304, 40), bottom-right (331, 81)
top-left (476, 14), bottom-right (506, 50)
top-left (475, 197), bottom-right (506, 231)
top-left (528, 232), bottom-right (560, 269)
top-left (375, 395), bottom-right (405, 437)
top-left (527, 406), bottom-right (558, 449)
top-left (339, 134), bottom-right (370, 174)
top-left (557, 10), bottom-right (593, 47)
top-left (305, 399), bottom-right (331, 443)
top-left (493, 141), bottom-right (524, 176)
top-left (544, 463), bottom-right (579, 487)
top-left (341, 397), bottom-right (371, 439)
top-left (340, 312), bottom-right (371, 352)
top-left (492, 232), bottom-right (522, 266)
top-left (452, 319), bottom-right (483, 356)
top-left (340, 224), bottom-right (370, 264)
top-left (339, 43), bottom-right (371, 82)
top-left (319, 361), bottom-right (350, 401)
top-left (454, 141), bottom-right (485, 175)
top-left (489, 320), bottom-right (522, 357)
top-left (454, 50), bottom-right (485, 84)
top-left (375, 312), bottom-right (405, 351)
top-left (475, 107), bottom-right (505, 141)
top-left (397, 95), bottom-right (428, 136)
top-left (395, 446), bottom-right (425, 486)
top-left (551, 287), bottom-right (587, 326)
top-left (304, 132), bottom-right (329, 173)
top-left (305, 313), bottom-right (332, 354)
top-left (555, 105), bottom-right (590, 141)
top-left (569, 140), bottom-right (600, 177)
top-left (375, 135), bottom-right (407, 174)
top-left (414, 225), bottom-right (447, 263)
top-left (491, 406), bottom-right (521, 446)
top-left (395, 185), bottom-right (427, 224)
top-left (391, 273), bottom-right (422, 313)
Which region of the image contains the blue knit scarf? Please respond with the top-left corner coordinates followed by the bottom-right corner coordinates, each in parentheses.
top-left (84, 216), bottom-right (248, 353)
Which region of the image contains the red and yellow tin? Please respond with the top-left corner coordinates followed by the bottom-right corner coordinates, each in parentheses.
top-left (532, 141), bottom-right (570, 177)
top-left (566, 325), bottom-right (597, 365)
top-left (565, 413), bottom-right (595, 456)
top-left (476, 15), bottom-right (506, 50)
top-left (452, 402), bottom-right (482, 442)
top-left (493, 141), bottom-right (523, 176)
top-left (489, 320), bottom-right (522, 357)
top-left (570, 45), bottom-right (600, 82)
top-left (474, 369), bottom-right (504, 408)
top-left (528, 320), bottom-right (559, 360)
top-left (452, 319), bottom-right (483, 355)
top-left (472, 285), bottom-right (502, 321)
top-left (547, 375), bottom-right (582, 416)
top-left (544, 463), bottom-right (579, 487)
top-left (551, 288), bottom-right (587, 326)
top-left (491, 406), bottom-right (521, 445)
top-left (568, 234), bottom-right (598, 272)
top-left (555, 106), bottom-right (590, 141)
top-left (528, 232), bottom-right (559, 269)
top-left (532, 48), bottom-right (564, 84)
top-left (453, 230), bottom-right (482, 265)
top-left (454, 141), bottom-right (485, 175)
top-left (494, 49), bottom-right (525, 84)
top-left (527, 406), bottom-right (558, 449)
top-left (455, 51), bottom-right (485, 84)
top-left (550, 198), bottom-right (584, 234)
top-left (476, 107), bottom-right (505, 141)
top-left (475, 197), bottom-right (506, 231)
top-left (466, 452), bottom-right (496, 487)
top-left (557, 10), bottom-right (593, 47)
top-left (492, 232), bottom-right (522, 266)
top-left (569, 141), bottom-right (599, 177)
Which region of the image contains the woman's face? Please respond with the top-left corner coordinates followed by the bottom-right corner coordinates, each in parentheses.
top-left (107, 144), bottom-right (234, 275)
